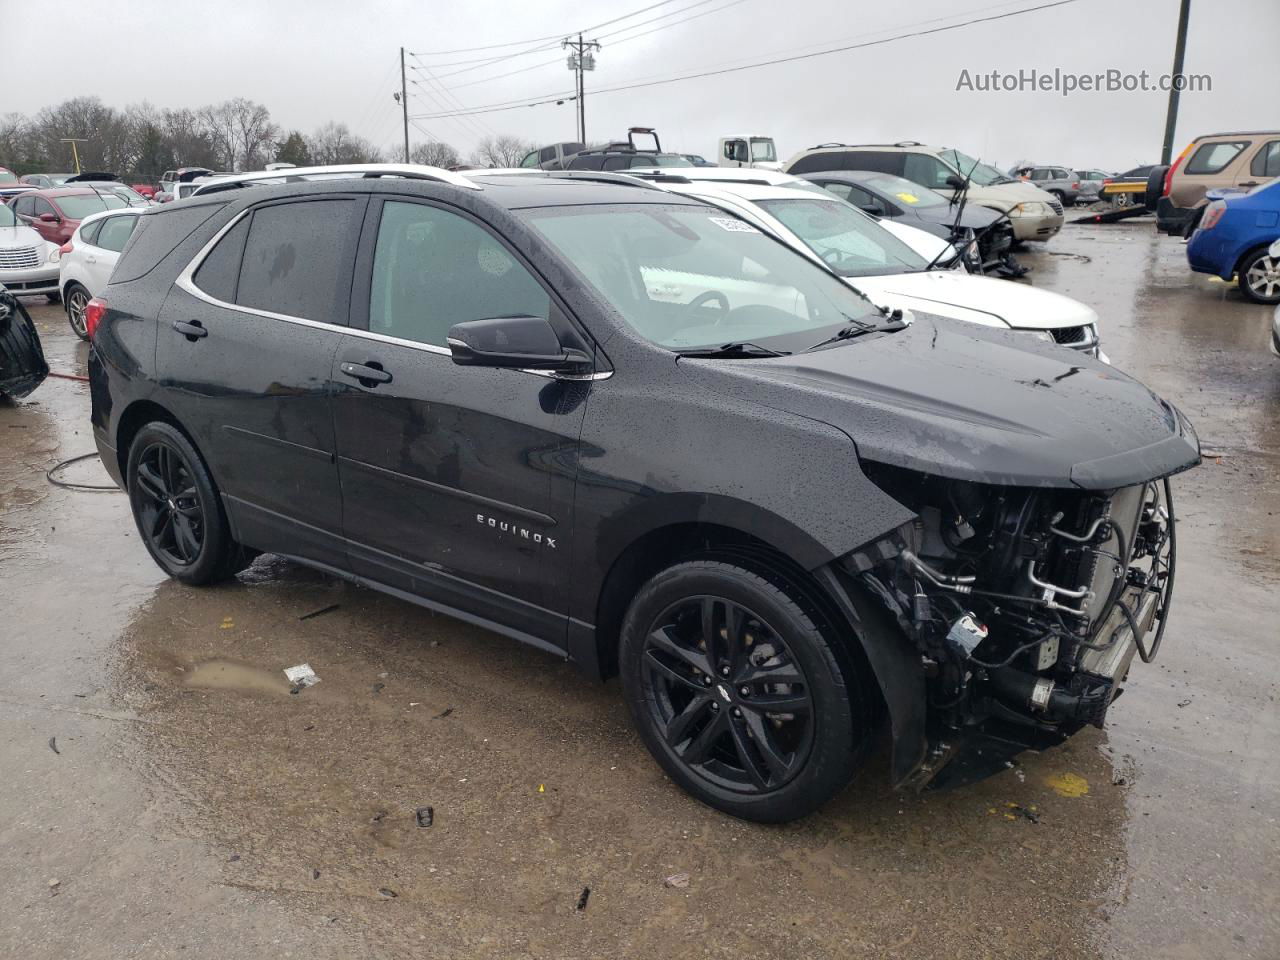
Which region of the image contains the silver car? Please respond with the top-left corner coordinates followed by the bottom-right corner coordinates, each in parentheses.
top-left (1010, 164), bottom-right (1083, 206)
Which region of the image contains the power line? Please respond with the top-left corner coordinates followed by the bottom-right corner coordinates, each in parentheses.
top-left (411, 0), bottom-right (1082, 120)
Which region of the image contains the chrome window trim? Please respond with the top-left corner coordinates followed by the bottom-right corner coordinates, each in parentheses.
top-left (174, 208), bottom-right (611, 378)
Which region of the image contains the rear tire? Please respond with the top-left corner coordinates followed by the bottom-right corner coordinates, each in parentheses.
top-left (126, 421), bottom-right (255, 584)
top-left (64, 283), bottom-right (90, 340)
top-left (1238, 247), bottom-right (1280, 304)
top-left (619, 560), bottom-right (868, 822)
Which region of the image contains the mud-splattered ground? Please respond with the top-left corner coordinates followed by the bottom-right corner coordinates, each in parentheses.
top-left (2, 220), bottom-right (1277, 959)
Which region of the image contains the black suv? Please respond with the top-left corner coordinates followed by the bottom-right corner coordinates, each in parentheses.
top-left (89, 169), bottom-right (1199, 822)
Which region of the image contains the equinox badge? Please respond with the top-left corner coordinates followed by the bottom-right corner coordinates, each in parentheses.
top-left (476, 513), bottom-right (557, 549)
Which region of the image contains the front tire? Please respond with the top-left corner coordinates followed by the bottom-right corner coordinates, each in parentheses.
top-left (619, 560), bottom-right (867, 822)
top-left (1239, 247), bottom-right (1280, 304)
top-left (64, 283), bottom-right (90, 340)
top-left (126, 421), bottom-right (253, 584)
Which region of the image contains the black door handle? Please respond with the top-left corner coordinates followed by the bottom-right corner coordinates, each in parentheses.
top-left (339, 360), bottom-right (392, 386)
top-left (1239, 181), bottom-right (1259, 187)
top-left (171, 320), bottom-right (208, 341)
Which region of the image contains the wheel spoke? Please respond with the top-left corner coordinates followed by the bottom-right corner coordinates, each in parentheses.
top-left (173, 515), bottom-right (199, 562)
top-left (700, 597), bottom-right (722, 667)
top-left (664, 694), bottom-right (713, 747)
top-left (151, 510), bottom-right (174, 545)
top-left (726, 714), bottom-right (768, 787)
top-left (644, 648), bottom-right (706, 693)
top-left (648, 626), bottom-right (711, 677)
top-left (136, 462), bottom-right (166, 501)
top-left (735, 659), bottom-right (804, 687)
top-left (679, 707), bottom-right (727, 765)
top-left (745, 691), bottom-right (811, 714)
top-left (740, 709), bottom-right (793, 782)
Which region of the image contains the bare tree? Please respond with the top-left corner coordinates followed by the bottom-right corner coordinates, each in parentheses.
top-left (470, 135), bottom-right (535, 168)
top-left (308, 122), bottom-right (382, 165)
top-left (228, 98), bottom-right (276, 171)
top-left (197, 101), bottom-right (238, 170)
top-left (409, 140), bottom-right (461, 169)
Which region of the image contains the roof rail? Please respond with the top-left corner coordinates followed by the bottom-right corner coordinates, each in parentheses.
top-left (811, 142), bottom-right (849, 149)
top-left (191, 163), bottom-right (481, 196)
top-left (461, 169), bottom-right (667, 192)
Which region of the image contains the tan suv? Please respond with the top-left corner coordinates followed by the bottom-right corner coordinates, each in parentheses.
top-left (785, 142), bottom-right (1065, 243)
top-left (1157, 131), bottom-right (1280, 235)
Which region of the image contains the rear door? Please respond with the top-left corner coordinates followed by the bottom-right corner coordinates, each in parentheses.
top-left (1240, 138), bottom-right (1280, 190)
top-left (331, 196), bottom-right (589, 649)
top-left (1172, 138), bottom-right (1253, 208)
top-left (157, 195), bottom-right (365, 568)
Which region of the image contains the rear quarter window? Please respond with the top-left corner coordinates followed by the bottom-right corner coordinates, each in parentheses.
top-left (1185, 141), bottom-right (1250, 175)
top-left (1251, 141), bottom-right (1280, 179)
top-left (111, 203), bottom-right (224, 285)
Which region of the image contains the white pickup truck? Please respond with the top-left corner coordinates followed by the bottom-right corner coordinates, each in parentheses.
top-left (718, 136), bottom-right (782, 171)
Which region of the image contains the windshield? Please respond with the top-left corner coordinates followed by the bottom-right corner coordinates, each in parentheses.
top-left (524, 204), bottom-right (880, 353)
top-left (750, 139), bottom-right (777, 162)
top-left (755, 196), bottom-right (928, 277)
top-left (849, 172), bottom-right (949, 207)
top-left (55, 194), bottom-right (126, 219)
top-left (0, 204), bottom-right (16, 227)
top-left (941, 149), bottom-right (1013, 186)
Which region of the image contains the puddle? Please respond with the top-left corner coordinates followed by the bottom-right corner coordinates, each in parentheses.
top-left (183, 658), bottom-right (293, 696)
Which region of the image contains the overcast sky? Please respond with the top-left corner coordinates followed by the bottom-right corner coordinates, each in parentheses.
top-left (2, 0), bottom-right (1273, 171)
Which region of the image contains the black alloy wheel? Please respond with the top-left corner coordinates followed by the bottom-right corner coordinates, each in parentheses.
top-left (126, 421), bottom-right (255, 584)
top-left (642, 595), bottom-right (815, 792)
top-left (134, 440), bottom-right (205, 567)
top-left (620, 561), bottom-right (866, 822)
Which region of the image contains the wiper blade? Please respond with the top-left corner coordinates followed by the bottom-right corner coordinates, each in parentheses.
top-left (676, 341), bottom-right (790, 358)
top-left (805, 312), bottom-right (906, 351)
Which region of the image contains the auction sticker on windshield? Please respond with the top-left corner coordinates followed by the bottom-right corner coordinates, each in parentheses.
top-left (709, 216), bottom-right (760, 233)
top-left (895, 192), bottom-right (921, 205)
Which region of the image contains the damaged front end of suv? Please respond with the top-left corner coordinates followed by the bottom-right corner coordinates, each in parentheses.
top-left (848, 468), bottom-right (1181, 787)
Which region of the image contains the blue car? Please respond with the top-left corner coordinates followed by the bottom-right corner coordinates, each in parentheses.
top-left (1187, 180), bottom-right (1280, 303)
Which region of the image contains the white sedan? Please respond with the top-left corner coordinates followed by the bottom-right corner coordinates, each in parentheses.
top-left (56, 207), bottom-right (144, 339)
top-left (634, 175), bottom-right (1105, 360)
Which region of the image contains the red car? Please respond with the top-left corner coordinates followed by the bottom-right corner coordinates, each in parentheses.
top-left (130, 184), bottom-right (159, 199)
top-left (7, 187), bottom-right (128, 246)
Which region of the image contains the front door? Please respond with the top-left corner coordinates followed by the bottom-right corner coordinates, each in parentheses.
top-left (331, 196), bottom-right (589, 649)
top-left (157, 195), bottom-right (365, 569)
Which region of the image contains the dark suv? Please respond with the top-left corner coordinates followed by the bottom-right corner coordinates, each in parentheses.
top-left (89, 169), bottom-right (1199, 822)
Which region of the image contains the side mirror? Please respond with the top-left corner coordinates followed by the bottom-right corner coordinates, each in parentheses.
top-left (944, 175), bottom-right (966, 191)
top-left (447, 315), bottom-right (590, 371)
top-left (38, 212), bottom-right (59, 223)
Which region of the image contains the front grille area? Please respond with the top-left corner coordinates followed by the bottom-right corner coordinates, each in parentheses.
top-left (1047, 199), bottom-right (1064, 215)
top-left (0, 246), bottom-right (41, 269)
top-left (1052, 325), bottom-right (1086, 345)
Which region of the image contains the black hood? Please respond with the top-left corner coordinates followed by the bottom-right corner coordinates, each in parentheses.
top-left (911, 203), bottom-right (1002, 232)
top-left (699, 314), bottom-right (1200, 491)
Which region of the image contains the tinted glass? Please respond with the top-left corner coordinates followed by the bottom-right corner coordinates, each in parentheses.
top-left (846, 172), bottom-right (947, 206)
top-left (54, 194), bottom-right (123, 219)
top-left (369, 200), bottom-right (550, 348)
top-left (1251, 141), bottom-right (1280, 178)
top-left (939, 149), bottom-right (1009, 186)
top-left (95, 215), bottom-right (138, 253)
top-left (1186, 141), bottom-right (1248, 175)
top-left (568, 156), bottom-right (605, 170)
top-left (817, 181), bottom-right (854, 201)
top-left (539, 146), bottom-right (556, 163)
top-left (903, 154), bottom-right (954, 190)
top-left (13, 196), bottom-right (34, 216)
top-left (649, 154), bottom-right (693, 167)
top-left (193, 215), bottom-right (249, 302)
top-left (35, 198), bottom-right (57, 217)
top-left (112, 204), bottom-right (223, 284)
top-left (80, 219), bottom-right (103, 245)
top-left (602, 156), bottom-right (631, 171)
top-left (525, 204), bottom-right (879, 353)
top-left (236, 199), bottom-right (357, 325)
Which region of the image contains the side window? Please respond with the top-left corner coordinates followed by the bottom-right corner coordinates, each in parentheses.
top-left (1185, 141), bottom-right (1249, 175)
top-left (817, 181), bottom-right (853, 201)
top-left (1251, 141), bottom-right (1280, 179)
top-left (193, 216), bottom-right (250, 302)
top-left (903, 154), bottom-right (952, 189)
top-left (34, 198), bottom-right (57, 218)
top-left (539, 146), bottom-right (556, 164)
top-left (843, 185), bottom-right (881, 212)
top-left (568, 155), bottom-right (605, 170)
top-left (14, 196), bottom-right (34, 217)
top-left (843, 152), bottom-right (903, 175)
top-left (235, 199), bottom-right (358, 325)
top-left (519, 150), bottom-right (540, 168)
top-left (95, 215), bottom-right (138, 253)
top-left (368, 200), bottom-right (550, 349)
top-left (602, 156), bottom-right (630, 171)
top-left (80, 219), bottom-right (104, 245)
top-left (1030, 168), bottom-right (1050, 180)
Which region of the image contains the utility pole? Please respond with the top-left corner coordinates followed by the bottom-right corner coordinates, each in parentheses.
top-left (399, 47), bottom-right (410, 163)
top-left (563, 34), bottom-right (600, 143)
top-left (1160, 0), bottom-right (1192, 165)
top-left (60, 138), bottom-right (88, 174)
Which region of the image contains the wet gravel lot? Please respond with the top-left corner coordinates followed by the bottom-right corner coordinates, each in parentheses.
top-left (2, 219), bottom-right (1277, 959)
